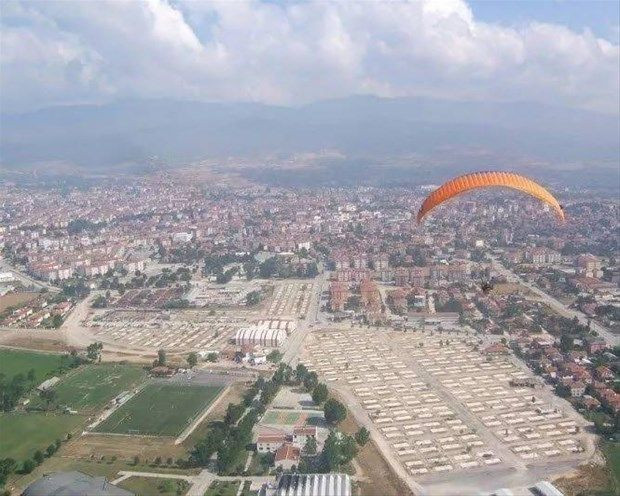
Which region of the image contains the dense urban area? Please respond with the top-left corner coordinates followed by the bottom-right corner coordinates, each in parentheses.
top-left (0, 172), bottom-right (618, 496)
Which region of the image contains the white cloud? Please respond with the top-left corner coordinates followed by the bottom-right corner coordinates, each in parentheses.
top-left (0, 0), bottom-right (618, 113)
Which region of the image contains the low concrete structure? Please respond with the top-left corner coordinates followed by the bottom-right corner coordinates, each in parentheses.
top-left (23, 471), bottom-right (133, 496)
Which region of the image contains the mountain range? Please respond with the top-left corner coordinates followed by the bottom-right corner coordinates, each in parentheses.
top-left (1, 96), bottom-right (618, 179)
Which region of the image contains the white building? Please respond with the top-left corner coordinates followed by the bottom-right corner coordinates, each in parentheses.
top-left (235, 327), bottom-right (286, 347)
top-left (256, 434), bottom-right (287, 453)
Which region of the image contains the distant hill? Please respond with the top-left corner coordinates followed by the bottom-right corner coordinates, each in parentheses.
top-left (1, 96), bottom-right (618, 173)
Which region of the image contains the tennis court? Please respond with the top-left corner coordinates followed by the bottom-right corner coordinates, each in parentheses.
top-left (262, 409), bottom-right (307, 426)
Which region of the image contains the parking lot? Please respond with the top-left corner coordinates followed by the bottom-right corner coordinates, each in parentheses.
top-left (302, 326), bottom-right (589, 486)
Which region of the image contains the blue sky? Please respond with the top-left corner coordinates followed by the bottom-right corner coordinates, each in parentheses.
top-left (470, 0), bottom-right (619, 41)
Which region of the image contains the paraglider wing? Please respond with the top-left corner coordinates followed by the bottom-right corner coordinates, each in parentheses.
top-left (416, 171), bottom-right (564, 223)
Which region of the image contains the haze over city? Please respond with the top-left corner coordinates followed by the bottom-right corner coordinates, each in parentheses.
top-left (0, 2), bottom-right (618, 496)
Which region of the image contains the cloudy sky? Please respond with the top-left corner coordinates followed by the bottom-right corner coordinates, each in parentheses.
top-left (1, 0), bottom-right (618, 114)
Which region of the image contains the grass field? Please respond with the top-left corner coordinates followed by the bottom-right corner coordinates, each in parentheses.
top-left (119, 476), bottom-right (190, 496)
top-left (0, 348), bottom-right (62, 380)
top-left (603, 442), bottom-right (620, 494)
top-left (94, 384), bottom-right (223, 436)
top-left (9, 456), bottom-right (199, 495)
top-left (0, 412), bottom-right (85, 461)
top-left (262, 410), bottom-right (306, 425)
top-left (204, 481), bottom-right (241, 496)
top-left (46, 364), bottom-right (146, 412)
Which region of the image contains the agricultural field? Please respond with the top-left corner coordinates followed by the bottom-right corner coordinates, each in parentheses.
top-left (46, 364), bottom-right (146, 412)
top-left (0, 348), bottom-right (62, 379)
top-left (95, 384), bottom-right (223, 436)
top-left (0, 412), bottom-right (85, 461)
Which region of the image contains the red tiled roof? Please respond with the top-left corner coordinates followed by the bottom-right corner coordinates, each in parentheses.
top-left (275, 443), bottom-right (300, 462)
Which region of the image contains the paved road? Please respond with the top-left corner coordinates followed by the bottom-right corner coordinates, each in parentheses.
top-left (281, 271), bottom-right (328, 366)
top-left (490, 256), bottom-right (619, 347)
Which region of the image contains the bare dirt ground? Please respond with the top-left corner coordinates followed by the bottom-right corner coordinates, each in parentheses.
top-left (67, 434), bottom-right (187, 463)
top-left (333, 391), bottom-right (414, 496)
top-left (553, 461), bottom-right (612, 496)
top-left (0, 291), bottom-right (39, 312)
top-left (0, 329), bottom-right (70, 352)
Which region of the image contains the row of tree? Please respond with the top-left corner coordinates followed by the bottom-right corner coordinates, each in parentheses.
top-left (296, 363), bottom-right (370, 473)
top-left (190, 367), bottom-right (288, 474)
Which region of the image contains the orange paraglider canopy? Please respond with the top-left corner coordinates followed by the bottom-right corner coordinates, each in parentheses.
top-left (417, 171), bottom-right (564, 223)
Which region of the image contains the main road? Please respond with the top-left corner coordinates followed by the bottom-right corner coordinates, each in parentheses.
top-left (490, 256), bottom-right (619, 347)
top-left (281, 271), bottom-right (329, 366)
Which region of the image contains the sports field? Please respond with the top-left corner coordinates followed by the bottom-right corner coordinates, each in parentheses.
top-left (94, 383), bottom-right (223, 436)
top-left (0, 412), bottom-right (85, 460)
top-left (261, 409), bottom-right (307, 426)
top-left (0, 348), bottom-right (62, 379)
top-left (48, 364), bottom-right (146, 412)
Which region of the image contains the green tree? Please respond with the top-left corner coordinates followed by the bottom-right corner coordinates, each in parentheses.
top-left (340, 435), bottom-right (358, 463)
top-left (40, 388), bottom-right (57, 410)
top-left (246, 291), bottom-right (262, 306)
top-left (224, 403), bottom-right (245, 426)
top-left (86, 342), bottom-right (103, 362)
top-left (303, 436), bottom-right (318, 456)
top-left (355, 427), bottom-right (370, 447)
top-left (206, 352), bottom-right (218, 362)
top-left (21, 459), bottom-right (36, 474)
top-left (323, 398), bottom-right (347, 425)
top-left (46, 444), bottom-right (57, 457)
top-left (311, 383), bottom-right (328, 405)
top-left (267, 350), bottom-right (282, 363)
top-left (295, 363), bottom-right (308, 383)
top-left (303, 371), bottom-right (318, 392)
top-left (321, 432), bottom-right (341, 472)
top-left (33, 450), bottom-right (44, 465)
top-left (0, 458), bottom-right (16, 486)
top-left (157, 349), bottom-right (167, 366)
top-left (187, 352), bottom-right (198, 368)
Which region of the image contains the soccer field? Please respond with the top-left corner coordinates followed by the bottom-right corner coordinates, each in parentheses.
top-left (94, 383), bottom-right (223, 436)
top-left (50, 364), bottom-right (146, 412)
top-left (0, 349), bottom-right (62, 380)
